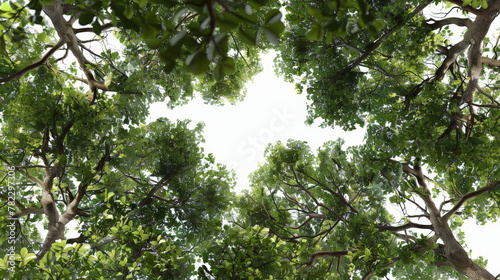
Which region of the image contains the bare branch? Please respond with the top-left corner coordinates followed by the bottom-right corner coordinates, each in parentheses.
top-left (79, 42), bottom-right (128, 78)
top-left (482, 56), bottom-right (500, 67)
top-left (401, 162), bottom-right (441, 218)
top-left (138, 172), bottom-right (176, 208)
top-left (25, 173), bottom-right (44, 186)
top-left (289, 168), bottom-right (346, 222)
top-left (391, 232), bottom-right (418, 242)
top-left (43, 2), bottom-right (108, 103)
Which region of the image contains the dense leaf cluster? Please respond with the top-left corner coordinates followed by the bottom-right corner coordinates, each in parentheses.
top-left (1, 0), bottom-right (500, 279)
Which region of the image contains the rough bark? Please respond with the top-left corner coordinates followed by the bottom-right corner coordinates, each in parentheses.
top-left (402, 162), bottom-right (495, 280)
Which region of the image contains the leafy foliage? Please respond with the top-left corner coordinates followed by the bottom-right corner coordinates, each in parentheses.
top-left (1, 0), bottom-right (500, 279)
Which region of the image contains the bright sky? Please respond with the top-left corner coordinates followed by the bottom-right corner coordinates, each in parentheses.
top-left (148, 51), bottom-right (500, 275)
top-left (148, 52), bottom-right (366, 193)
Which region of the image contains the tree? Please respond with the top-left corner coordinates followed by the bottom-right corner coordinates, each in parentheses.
top-left (234, 0), bottom-right (500, 279)
top-left (2, 0), bottom-right (500, 279)
top-left (234, 139), bottom-right (490, 279)
top-left (0, 0), bottom-right (283, 278)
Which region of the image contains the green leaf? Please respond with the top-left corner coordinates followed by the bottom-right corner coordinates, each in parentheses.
top-left (265, 9), bottom-right (282, 25)
top-left (145, 36), bottom-right (165, 49)
top-left (215, 57), bottom-right (236, 80)
top-left (235, 9), bottom-right (258, 24)
top-left (238, 27), bottom-right (259, 45)
top-left (37, 32), bottom-right (48, 42)
top-left (20, 247), bottom-right (28, 257)
top-left (370, 19), bottom-right (385, 31)
top-left (266, 21), bottom-right (284, 36)
top-left (306, 23), bottom-right (323, 41)
top-left (0, 2), bottom-right (12, 12)
top-left (306, 5), bottom-right (325, 20)
top-left (264, 28), bottom-right (280, 45)
top-left (143, 23), bottom-right (162, 39)
top-left (170, 30), bottom-right (187, 46)
top-left (248, 0), bottom-right (268, 8)
top-left (79, 12), bottom-right (94, 26)
top-left (124, 6), bottom-right (134, 20)
top-left (24, 253), bottom-right (37, 264)
top-left (93, 21), bottom-right (102, 35)
top-left (185, 50), bottom-right (210, 75)
top-left (162, 59), bottom-right (177, 73)
top-left (219, 13), bottom-right (240, 31)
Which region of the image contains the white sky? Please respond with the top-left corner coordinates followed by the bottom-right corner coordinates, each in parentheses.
top-left (148, 52), bottom-right (366, 192)
top-left (148, 52), bottom-right (500, 275)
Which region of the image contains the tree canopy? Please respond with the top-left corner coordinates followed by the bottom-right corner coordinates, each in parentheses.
top-left (1, 0), bottom-right (500, 279)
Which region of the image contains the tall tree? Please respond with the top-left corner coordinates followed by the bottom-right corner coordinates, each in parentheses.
top-left (2, 0), bottom-right (500, 279)
top-left (231, 139), bottom-right (492, 279)
top-left (252, 0), bottom-right (500, 279)
top-left (0, 0), bottom-right (283, 278)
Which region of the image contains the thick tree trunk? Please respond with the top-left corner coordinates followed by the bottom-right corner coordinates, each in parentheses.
top-left (37, 166), bottom-right (64, 259)
top-left (437, 225), bottom-right (495, 280)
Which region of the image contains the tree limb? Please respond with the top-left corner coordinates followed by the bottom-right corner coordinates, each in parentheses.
top-left (330, 3), bottom-right (428, 80)
top-left (475, 85), bottom-right (500, 106)
top-left (289, 213), bottom-right (326, 229)
top-left (74, 22), bottom-right (114, 34)
top-left (12, 207), bottom-right (45, 218)
top-left (0, 193), bottom-right (26, 210)
top-left (0, 40), bottom-right (65, 83)
top-left (43, 2), bottom-right (108, 104)
top-left (302, 250), bottom-right (352, 268)
top-left (443, 181), bottom-right (500, 220)
top-left (377, 222), bottom-right (434, 232)
top-left (445, 0), bottom-right (489, 15)
top-left (426, 17), bottom-right (473, 29)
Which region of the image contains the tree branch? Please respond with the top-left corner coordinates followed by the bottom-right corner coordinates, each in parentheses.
top-left (0, 193), bottom-right (26, 210)
top-left (25, 172), bottom-right (44, 186)
top-left (289, 213), bottom-right (326, 229)
top-left (425, 17), bottom-right (473, 29)
top-left (475, 85), bottom-right (500, 106)
top-left (330, 3), bottom-right (428, 79)
top-left (43, 2), bottom-right (108, 104)
top-left (443, 181), bottom-right (500, 220)
top-left (302, 250), bottom-right (352, 268)
top-left (74, 22), bottom-right (114, 34)
top-left (482, 56), bottom-right (500, 67)
top-left (378, 222), bottom-right (434, 232)
top-left (0, 40), bottom-right (65, 83)
top-left (138, 173), bottom-right (175, 208)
